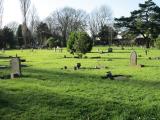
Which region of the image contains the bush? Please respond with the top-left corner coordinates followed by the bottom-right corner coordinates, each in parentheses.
top-left (156, 37), bottom-right (160, 49)
top-left (67, 32), bottom-right (93, 55)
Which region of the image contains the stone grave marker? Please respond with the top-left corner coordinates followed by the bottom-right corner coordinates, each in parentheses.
top-left (2, 48), bottom-right (5, 53)
top-left (10, 57), bottom-right (21, 79)
top-left (108, 48), bottom-right (113, 53)
top-left (130, 51), bottom-right (137, 66)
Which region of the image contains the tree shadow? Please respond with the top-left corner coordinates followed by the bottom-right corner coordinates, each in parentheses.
top-left (0, 87), bottom-right (159, 119)
top-left (22, 67), bottom-right (160, 90)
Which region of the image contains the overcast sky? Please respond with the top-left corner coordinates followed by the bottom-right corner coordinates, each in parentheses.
top-left (3, 0), bottom-right (160, 26)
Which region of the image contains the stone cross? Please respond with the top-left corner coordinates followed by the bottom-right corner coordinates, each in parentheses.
top-left (10, 57), bottom-right (21, 78)
top-left (130, 51), bottom-right (137, 66)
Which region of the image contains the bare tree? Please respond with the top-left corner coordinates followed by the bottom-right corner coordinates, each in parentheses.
top-left (89, 5), bottom-right (113, 42)
top-left (6, 21), bottom-right (19, 35)
top-left (45, 16), bottom-right (54, 33)
top-left (48, 7), bottom-right (88, 46)
top-left (19, 0), bottom-right (31, 47)
top-left (0, 0), bottom-right (4, 28)
top-left (28, 5), bottom-right (40, 47)
top-left (28, 5), bottom-right (39, 34)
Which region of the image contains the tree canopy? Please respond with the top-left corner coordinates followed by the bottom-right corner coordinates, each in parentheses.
top-left (67, 32), bottom-right (93, 56)
top-left (115, 0), bottom-right (160, 48)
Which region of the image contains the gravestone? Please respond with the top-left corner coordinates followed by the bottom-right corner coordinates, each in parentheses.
top-left (130, 51), bottom-right (137, 66)
top-left (108, 48), bottom-right (113, 53)
top-left (10, 57), bottom-right (21, 79)
top-left (60, 48), bottom-right (63, 53)
top-left (31, 48), bottom-right (34, 52)
top-left (2, 48), bottom-right (5, 53)
top-left (20, 48), bottom-right (23, 52)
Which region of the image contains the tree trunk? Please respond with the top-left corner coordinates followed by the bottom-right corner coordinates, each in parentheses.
top-left (22, 23), bottom-right (27, 48)
top-left (146, 38), bottom-right (150, 48)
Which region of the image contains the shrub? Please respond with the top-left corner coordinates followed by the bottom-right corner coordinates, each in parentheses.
top-left (67, 32), bottom-right (77, 54)
top-left (67, 32), bottom-right (93, 56)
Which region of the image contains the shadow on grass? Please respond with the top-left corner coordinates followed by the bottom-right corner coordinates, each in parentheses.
top-left (90, 51), bottom-right (131, 54)
top-left (22, 67), bottom-right (160, 90)
top-left (0, 87), bottom-right (160, 120)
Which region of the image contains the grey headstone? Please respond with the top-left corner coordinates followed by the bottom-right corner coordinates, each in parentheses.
top-left (10, 57), bottom-right (21, 78)
top-left (130, 51), bottom-right (137, 66)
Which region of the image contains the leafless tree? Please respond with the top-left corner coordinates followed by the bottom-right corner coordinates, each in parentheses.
top-left (6, 21), bottom-right (19, 35)
top-left (89, 5), bottom-right (113, 41)
top-left (19, 0), bottom-right (31, 47)
top-left (28, 5), bottom-right (40, 34)
top-left (0, 0), bottom-right (4, 28)
top-left (47, 7), bottom-right (88, 46)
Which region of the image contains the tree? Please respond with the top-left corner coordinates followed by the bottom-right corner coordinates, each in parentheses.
top-left (36, 22), bottom-right (51, 47)
top-left (48, 7), bottom-right (87, 46)
top-left (3, 27), bottom-right (15, 48)
top-left (67, 32), bottom-right (93, 56)
top-left (19, 0), bottom-right (31, 47)
top-left (115, 0), bottom-right (160, 48)
top-left (67, 32), bottom-right (78, 54)
top-left (16, 25), bottom-right (24, 47)
top-left (0, 27), bottom-right (15, 49)
top-left (89, 6), bottom-right (113, 43)
top-left (98, 25), bottom-right (117, 45)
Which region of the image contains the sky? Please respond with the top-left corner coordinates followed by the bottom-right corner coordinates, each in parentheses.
top-left (3, 0), bottom-right (160, 26)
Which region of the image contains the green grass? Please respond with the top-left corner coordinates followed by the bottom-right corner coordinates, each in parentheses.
top-left (0, 47), bottom-right (160, 120)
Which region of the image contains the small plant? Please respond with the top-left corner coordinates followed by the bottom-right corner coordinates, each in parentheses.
top-left (77, 63), bottom-right (81, 69)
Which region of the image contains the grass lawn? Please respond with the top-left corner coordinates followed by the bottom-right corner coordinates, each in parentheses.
top-left (0, 46), bottom-right (160, 120)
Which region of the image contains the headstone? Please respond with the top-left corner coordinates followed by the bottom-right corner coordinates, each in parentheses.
top-left (130, 51), bottom-right (137, 66)
top-left (108, 48), bottom-right (113, 53)
top-left (10, 57), bottom-right (21, 79)
top-left (20, 48), bottom-right (23, 52)
top-left (54, 47), bottom-right (56, 52)
top-left (2, 48), bottom-right (5, 53)
top-left (100, 51), bottom-right (104, 54)
top-left (31, 48), bottom-right (34, 52)
top-left (64, 66), bottom-right (67, 70)
top-left (60, 48), bottom-right (63, 53)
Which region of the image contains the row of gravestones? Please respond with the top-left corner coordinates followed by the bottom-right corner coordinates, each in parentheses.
top-left (63, 51), bottom-right (141, 71)
top-left (6, 51), bottom-right (141, 79)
